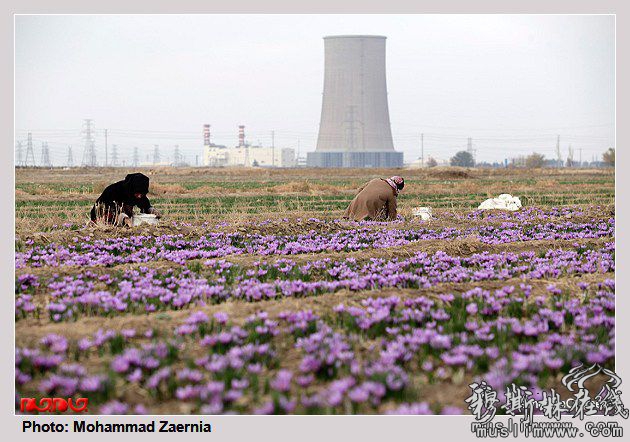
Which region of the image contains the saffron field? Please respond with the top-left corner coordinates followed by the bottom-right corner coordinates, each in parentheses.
top-left (15, 167), bottom-right (615, 414)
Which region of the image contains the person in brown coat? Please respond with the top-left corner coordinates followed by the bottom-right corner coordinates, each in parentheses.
top-left (344, 176), bottom-right (405, 221)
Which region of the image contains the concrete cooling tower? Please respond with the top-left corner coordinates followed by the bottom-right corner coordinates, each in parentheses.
top-left (308, 35), bottom-right (403, 168)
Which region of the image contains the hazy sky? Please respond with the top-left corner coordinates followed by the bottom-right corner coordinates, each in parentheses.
top-left (15, 14), bottom-right (614, 166)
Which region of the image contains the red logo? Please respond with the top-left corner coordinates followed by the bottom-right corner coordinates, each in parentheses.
top-left (19, 398), bottom-right (88, 413)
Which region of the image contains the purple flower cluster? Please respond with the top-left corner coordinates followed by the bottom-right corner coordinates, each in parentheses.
top-left (15, 218), bottom-right (613, 269)
top-left (17, 243), bottom-right (613, 321)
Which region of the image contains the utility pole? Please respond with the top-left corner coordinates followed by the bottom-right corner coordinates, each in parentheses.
top-left (421, 133), bottom-right (424, 167)
top-left (153, 145), bottom-right (161, 165)
top-left (271, 130), bottom-right (275, 167)
top-left (132, 147), bottom-right (139, 167)
top-left (556, 135), bottom-right (561, 168)
top-left (104, 129), bottom-right (108, 167)
top-left (579, 147), bottom-right (582, 168)
top-left (66, 145), bottom-right (74, 167)
top-left (25, 132), bottom-right (35, 167)
top-left (15, 141), bottom-right (23, 167)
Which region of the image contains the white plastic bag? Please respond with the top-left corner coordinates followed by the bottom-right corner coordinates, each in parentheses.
top-left (478, 194), bottom-right (522, 211)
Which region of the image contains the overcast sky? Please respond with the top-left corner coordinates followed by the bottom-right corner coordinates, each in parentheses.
top-left (15, 14), bottom-right (614, 166)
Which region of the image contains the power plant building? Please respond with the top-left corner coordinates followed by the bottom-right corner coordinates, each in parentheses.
top-left (203, 125), bottom-right (296, 168)
top-left (308, 35), bottom-right (403, 168)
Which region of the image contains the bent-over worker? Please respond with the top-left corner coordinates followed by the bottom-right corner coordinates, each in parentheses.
top-left (90, 173), bottom-right (161, 226)
top-left (343, 176), bottom-right (404, 221)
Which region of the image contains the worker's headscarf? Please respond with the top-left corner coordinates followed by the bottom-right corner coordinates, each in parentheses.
top-left (124, 173), bottom-right (150, 196)
top-left (385, 176), bottom-right (404, 196)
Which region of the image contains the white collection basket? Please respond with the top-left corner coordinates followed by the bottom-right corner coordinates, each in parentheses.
top-left (132, 214), bottom-right (159, 226)
top-left (412, 207), bottom-right (433, 220)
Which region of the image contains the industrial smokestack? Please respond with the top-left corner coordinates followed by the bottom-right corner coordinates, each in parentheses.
top-left (238, 125), bottom-right (245, 147)
top-left (308, 35), bottom-right (403, 168)
top-left (203, 124), bottom-right (211, 146)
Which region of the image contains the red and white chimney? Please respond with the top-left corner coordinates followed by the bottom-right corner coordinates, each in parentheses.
top-left (238, 125), bottom-right (245, 147)
top-left (203, 124), bottom-right (211, 146)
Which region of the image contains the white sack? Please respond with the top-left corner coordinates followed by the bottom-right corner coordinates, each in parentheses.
top-left (478, 194), bottom-right (522, 211)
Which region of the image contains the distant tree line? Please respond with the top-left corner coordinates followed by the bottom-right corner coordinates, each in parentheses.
top-left (450, 151), bottom-right (475, 167)
top-left (602, 148), bottom-right (615, 167)
top-left (442, 148), bottom-right (615, 169)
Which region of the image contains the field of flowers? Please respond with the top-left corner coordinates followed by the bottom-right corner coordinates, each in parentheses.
top-left (15, 167), bottom-right (615, 414)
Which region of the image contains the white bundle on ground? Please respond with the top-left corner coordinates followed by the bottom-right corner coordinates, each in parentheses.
top-left (132, 214), bottom-right (159, 226)
top-left (478, 194), bottom-right (522, 211)
top-left (412, 207), bottom-right (433, 220)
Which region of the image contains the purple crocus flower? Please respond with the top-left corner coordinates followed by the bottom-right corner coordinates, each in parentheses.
top-left (270, 370), bottom-right (293, 393)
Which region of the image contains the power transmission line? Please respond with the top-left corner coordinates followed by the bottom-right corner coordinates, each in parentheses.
top-left (14, 123), bottom-right (613, 167)
top-left (567, 145), bottom-right (574, 167)
top-left (467, 137), bottom-right (476, 163)
top-left (81, 119), bottom-right (97, 167)
top-left (15, 141), bottom-right (23, 166)
top-left (556, 135), bottom-right (562, 168)
top-left (41, 142), bottom-right (51, 168)
top-left (133, 147), bottom-right (139, 167)
top-left (66, 145), bottom-right (74, 167)
top-left (111, 144), bottom-right (119, 167)
top-left (25, 132), bottom-right (36, 167)
top-left (153, 145), bottom-right (161, 165)
top-left (173, 145), bottom-right (181, 166)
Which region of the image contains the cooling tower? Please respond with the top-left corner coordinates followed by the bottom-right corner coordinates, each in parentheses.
top-left (308, 35), bottom-right (403, 168)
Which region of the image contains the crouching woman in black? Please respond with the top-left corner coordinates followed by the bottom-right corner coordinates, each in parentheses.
top-left (90, 173), bottom-right (161, 226)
